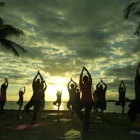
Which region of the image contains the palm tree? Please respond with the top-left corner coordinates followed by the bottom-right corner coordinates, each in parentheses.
top-left (124, 1), bottom-right (140, 35)
top-left (0, 2), bottom-right (26, 56)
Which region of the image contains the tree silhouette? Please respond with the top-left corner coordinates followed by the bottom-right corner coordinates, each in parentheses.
top-left (0, 2), bottom-right (26, 56)
top-left (124, 1), bottom-right (140, 35)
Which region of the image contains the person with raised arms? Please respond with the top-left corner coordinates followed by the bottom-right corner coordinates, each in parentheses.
top-left (38, 80), bottom-right (47, 119)
top-left (75, 66), bottom-right (93, 131)
top-left (24, 70), bottom-right (43, 124)
top-left (115, 80), bottom-right (126, 117)
top-left (0, 78), bottom-right (8, 114)
top-left (67, 78), bottom-right (77, 119)
top-left (128, 62), bottom-right (140, 127)
top-left (17, 86), bottom-right (26, 111)
top-left (53, 90), bottom-right (62, 113)
top-left (96, 79), bottom-right (107, 123)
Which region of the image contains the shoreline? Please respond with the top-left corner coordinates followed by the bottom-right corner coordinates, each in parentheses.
top-left (3, 109), bottom-right (128, 114)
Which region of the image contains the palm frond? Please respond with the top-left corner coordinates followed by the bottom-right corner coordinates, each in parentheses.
top-left (134, 23), bottom-right (140, 35)
top-left (0, 17), bottom-right (3, 25)
top-left (124, 2), bottom-right (140, 19)
top-left (133, 11), bottom-right (140, 17)
top-left (0, 2), bottom-right (5, 7)
top-left (0, 25), bottom-right (25, 38)
top-left (0, 38), bottom-right (26, 56)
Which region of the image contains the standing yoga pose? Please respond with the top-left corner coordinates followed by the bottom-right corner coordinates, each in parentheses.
top-left (96, 79), bottom-right (107, 123)
top-left (53, 90), bottom-right (62, 112)
top-left (0, 78), bottom-right (8, 114)
top-left (75, 66), bottom-right (93, 131)
top-left (24, 71), bottom-right (43, 124)
top-left (128, 62), bottom-right (140, 127)
top-left (67, 78), bottom-right (77, 118)
top-left (38, 80), bottom-right (47, 118)
top-left (17, 86), bottom-right (26, 111)
top-left (115, 81), bottom-right (126, 117)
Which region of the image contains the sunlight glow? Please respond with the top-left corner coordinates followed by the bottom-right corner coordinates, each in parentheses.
top-left (45, 76), bottom-right (69, 101)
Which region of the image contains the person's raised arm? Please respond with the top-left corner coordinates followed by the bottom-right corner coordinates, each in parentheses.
top-left (19, 87), bottom-right (22, 92)
top-left (136, 62), bottom-right (140, 76)
top-left (71, 78), bottom-right (77, 89)
top-left (102, 80), bottom-right (107, 90)
top-left (38, 71), bottom-right (43, 85)
top-left (23, 86), bottom-right (26, 94)
top-left (118, 81), bottom-right (122, 92)
top-left (32, 71), bottom-right (39, 89)
top-left (44, 81), bottom-right (47, 90)
top-left (67, 79), bottom-right (71, 91)
top-left (96, 79), bottom-right (102, 90)
top-left (84, 66), bottom-right (92, 83)
top-left (5, 78), bottom-right (8, 88)
top-left (122, 81), bottom-right (126, 92)
top-left (19, 87), bottom-right (22, 95)
top-left (80, 67), bottom-right (84, 85)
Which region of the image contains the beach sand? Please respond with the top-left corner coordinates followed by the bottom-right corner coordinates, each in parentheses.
top-left (0, 110), bottom-right (140, 140)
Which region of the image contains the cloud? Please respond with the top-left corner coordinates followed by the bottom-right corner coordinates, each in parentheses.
top-left (0, 0), bottom-right (138, 101)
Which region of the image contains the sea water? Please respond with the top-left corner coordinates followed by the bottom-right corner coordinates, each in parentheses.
top-left (4, 101), bottom-right (131, 113)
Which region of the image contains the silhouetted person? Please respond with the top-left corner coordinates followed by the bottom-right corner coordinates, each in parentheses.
top-left (0, 78), bottom-right (8, 114)
top-left (92, 90), bottom-right (99, 119)
top-left (38, 80), bottom-right (47, 118)
top-left (67, 78), bottom-right (77, 118)
top-left (75, 66), bottom-right (93, 131)
top-left (96, 79), bottom-right (107, 122)
top-left (53, 90), bottom-right (62, 112)
top-left (24, 71), bottom-right (43, 124)
top-left (75, 87), bottom-right (80, 105)
top-left (115, 81), bottom-right (126, 117)
top-left (128, 62), bottom-right (140, 126)
top-left (17, 86), bottom-right (26, 111)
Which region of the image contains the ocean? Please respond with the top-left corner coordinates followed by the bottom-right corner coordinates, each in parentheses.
top-left (4, 101), bottom-right (131, 113)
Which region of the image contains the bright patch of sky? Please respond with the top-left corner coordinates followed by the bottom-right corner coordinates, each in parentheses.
top-left (0, 0), bottom-right (139, 101)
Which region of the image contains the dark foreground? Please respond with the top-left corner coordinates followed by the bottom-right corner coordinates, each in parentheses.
top-left (0, 110), bottom-right (140, 140)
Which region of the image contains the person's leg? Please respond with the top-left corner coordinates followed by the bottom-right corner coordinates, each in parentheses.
top-left (83, 102), bottom-right (93, 131)
top-left (67, 101), bottom-right (71, 111)
top-left (32, 100), bottom-right (41, 123)
top-left (122, 105), bottom-right (125, 117)
top-left (53, 101), bottom-right (57, 105)
top-left (19, 102), bottom-right (23, 111)
top-left (24, 100), bottom-right (34, 115)
top-left (128, 102), bottom-right (138, 121)
top-left (1, 101), bottom-right (6, 113)
top-left (100, 109), bottom-right (104, 121)
top-left (71, 102), bottom-right (76, 118)
top-left (75, 101), bottom-right (85, 122)
top-left (38, 100), bottom-right (44, 118)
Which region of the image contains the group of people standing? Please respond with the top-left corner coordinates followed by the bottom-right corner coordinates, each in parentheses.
top-left (24, 70), bottom-right (47, 124)
top-left (65, 66), bottom-right (107, 131)
top-left (1, 63), bottom-right (140, 129)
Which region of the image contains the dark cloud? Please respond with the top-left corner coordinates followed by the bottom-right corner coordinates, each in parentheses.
top-left (0, 0), bottom-right (138, 100)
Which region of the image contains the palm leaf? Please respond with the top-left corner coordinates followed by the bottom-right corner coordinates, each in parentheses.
top-left (0, 17), bottom-right (3, 25)
top-left (0, 2), bottom-right (5, 7)
top-left (134, 23), bottom-right (140, 35)
top-left (0, 2), bottom-right (4, 25)
top-left (124, 2), bottom-right (140, 19)
top-left (0, 25), bottom-right (25, 38)
top-left (0, 38), bottom-right (26, 56)
top-left (133, 11), bottom-right (140, 17)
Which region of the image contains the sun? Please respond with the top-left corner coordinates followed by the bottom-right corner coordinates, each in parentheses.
top-left (45, 76), bottom-right (69, 101)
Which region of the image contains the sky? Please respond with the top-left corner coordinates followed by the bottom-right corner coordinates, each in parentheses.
top-left (0, 0), bottom-right (140, 101)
